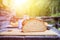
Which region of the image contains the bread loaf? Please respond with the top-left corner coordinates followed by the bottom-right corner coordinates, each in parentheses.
top-left (22, 18), bottom-right (47, 32)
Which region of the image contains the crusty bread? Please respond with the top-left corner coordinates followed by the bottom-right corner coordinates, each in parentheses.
top-left (22, 18), bottom-right (47, 32)
top-left (11, 22), bottom-right (18, 27)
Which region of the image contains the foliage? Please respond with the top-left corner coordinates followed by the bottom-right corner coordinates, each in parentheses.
top-left (51, 13), bottom-right (60, 17)
top-left (58, 28), bottom-right (60, 30)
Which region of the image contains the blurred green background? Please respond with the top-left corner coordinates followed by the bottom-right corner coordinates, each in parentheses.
top-left (0, 0), bottom-right (60, 17)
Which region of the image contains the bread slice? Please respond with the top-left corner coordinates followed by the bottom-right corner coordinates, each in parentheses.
top-left (22, 18), bottom-right (47, 32)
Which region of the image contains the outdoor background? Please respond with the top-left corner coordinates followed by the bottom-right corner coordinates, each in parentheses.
top-left (0, 0), bottom-right (60, 17)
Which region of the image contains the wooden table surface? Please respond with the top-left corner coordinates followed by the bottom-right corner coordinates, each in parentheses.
top-left (0, 28), bottom-right (60, 40)
top-left (0, 28), bottom-right (57, 36)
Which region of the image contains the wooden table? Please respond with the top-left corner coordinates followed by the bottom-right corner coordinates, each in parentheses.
top-left (0, 28), bottom-right (60, 40)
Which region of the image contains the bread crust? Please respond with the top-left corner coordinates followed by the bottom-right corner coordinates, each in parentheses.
top-left (22, 18), bottom-right (47, 32)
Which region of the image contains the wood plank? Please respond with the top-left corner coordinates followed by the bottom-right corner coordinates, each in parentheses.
top-left (0, 29), bottom-right (57, 36)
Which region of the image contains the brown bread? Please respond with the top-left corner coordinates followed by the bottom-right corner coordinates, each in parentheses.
top-left (22, 18), bottom-right (47, 32)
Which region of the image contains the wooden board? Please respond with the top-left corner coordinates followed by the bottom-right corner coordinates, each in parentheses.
top-left (0, 28), bottom-right (57, 36)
